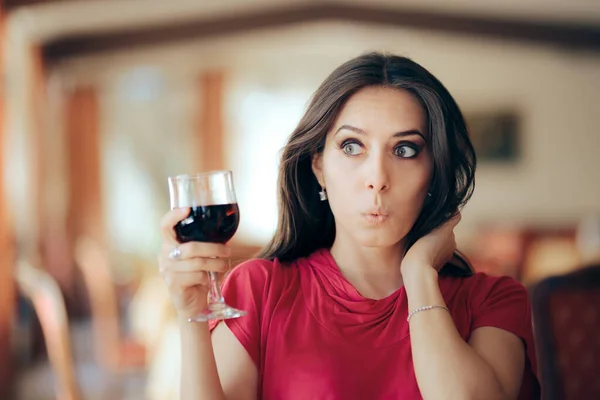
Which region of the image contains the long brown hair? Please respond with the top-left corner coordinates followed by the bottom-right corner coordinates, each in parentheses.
top-left (258, 52), bottom-right (476, 277)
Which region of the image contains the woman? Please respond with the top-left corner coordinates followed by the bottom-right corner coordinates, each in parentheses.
top-left (158, 52), bottom-right (540, 399)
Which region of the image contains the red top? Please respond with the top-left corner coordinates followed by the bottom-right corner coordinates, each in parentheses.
top-left (210, 249), bottom-right (540, 399)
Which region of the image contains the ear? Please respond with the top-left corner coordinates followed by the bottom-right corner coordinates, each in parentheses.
top-left (311, 153), bottom-right (325, 187)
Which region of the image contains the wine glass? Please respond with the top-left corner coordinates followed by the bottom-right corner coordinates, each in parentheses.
top-left (168, 170), bottom-right (246, 322)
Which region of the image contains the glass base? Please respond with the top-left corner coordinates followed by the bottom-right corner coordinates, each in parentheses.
top-left (188, 302), bottom-right (247, 322)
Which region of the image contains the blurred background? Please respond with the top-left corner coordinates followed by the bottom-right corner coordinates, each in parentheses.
top-left (1, 0), bottom-right (599, 399)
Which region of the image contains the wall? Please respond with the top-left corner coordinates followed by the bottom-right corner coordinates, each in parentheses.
top-left (53, 21), bottom-right (600, 247)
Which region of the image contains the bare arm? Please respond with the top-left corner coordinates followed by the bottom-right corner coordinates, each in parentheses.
top-left (400, 215), bottom-right (525, 400)
top-left (177, 320), bottom-right (257, 400)
top-left (212, 322), bottom-right (258, 400)
top-left (179, 320), bottom-right (226, 400)
top-left (404, 267), bottom-right (525, 400)
top-left (158, 209), bottom-right (257, 399)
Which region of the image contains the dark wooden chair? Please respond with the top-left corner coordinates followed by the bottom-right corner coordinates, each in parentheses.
top-left (531, 264), bottom-right (600, 400)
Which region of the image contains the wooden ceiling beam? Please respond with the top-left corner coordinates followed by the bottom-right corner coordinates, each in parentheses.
top-left (41, 3), bottom-right (600, 62)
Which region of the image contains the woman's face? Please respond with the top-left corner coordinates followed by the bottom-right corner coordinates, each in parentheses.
top-left (312, 86), bottom-right (433, 248)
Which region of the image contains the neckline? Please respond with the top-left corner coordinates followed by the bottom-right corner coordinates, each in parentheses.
top-left (298, 248), bottom-right (411, 346)
top-left (319, 248), bottom-right (406, 302)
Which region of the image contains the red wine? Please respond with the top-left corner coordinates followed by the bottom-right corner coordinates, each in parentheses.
top-left (175, 204), bottom-right (240, 244)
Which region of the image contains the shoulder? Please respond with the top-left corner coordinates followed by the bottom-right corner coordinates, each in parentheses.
top-left (449, 273), bottom-right (532, 333)
top-left (229, 258), bottom-right (277, 279)
top-left (440, 272), bottom-right (530, 324)
top-left (225, 256), bottom-right (298, 290)
top-left (442, 272), bottom-right (527, 301)
top-left (464, 272), bottom-right (528, 307)
top-left (463, 272), bottom-right (527, 296)
top-left (452, 274), bottom-right (540, 396)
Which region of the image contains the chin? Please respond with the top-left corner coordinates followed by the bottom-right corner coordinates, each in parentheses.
top-left (353, 229), bottom-right (405, 248)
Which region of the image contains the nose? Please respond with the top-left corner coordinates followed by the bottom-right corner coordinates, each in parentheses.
top-left (365, 152), bottom-right (389, 193)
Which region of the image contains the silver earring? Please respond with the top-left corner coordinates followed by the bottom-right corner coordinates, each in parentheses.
top-left (427, 192), bottom-right (432, 197)
top-left (319, 187), bottom-right (328, 201)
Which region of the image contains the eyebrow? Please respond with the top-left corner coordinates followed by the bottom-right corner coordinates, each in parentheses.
top-left (334, 124), bottom-right (426, 141)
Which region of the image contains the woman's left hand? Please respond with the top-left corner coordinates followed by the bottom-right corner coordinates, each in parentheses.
top-left (401, 213), bottom-right (461, 276)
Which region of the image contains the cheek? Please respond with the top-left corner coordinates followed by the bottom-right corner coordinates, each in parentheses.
top-left (400, 168), bottom-right (430, 197)
top-left (320, 153), bottom-right (359, 216)
top-left (399, 153), bottom-right (433, 195)
top-left (322, 151), bottom-right (356, 188)
top-left (390, 154), bottom-right (431, 182)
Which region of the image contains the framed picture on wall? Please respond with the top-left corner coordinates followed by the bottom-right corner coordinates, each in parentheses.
top-left (465, 111), bottom-right (521, 163)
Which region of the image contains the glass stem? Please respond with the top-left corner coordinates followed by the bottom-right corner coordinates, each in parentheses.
top-left (208, 267), bottom-right (226, 305)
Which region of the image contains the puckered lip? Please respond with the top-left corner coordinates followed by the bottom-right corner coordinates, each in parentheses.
top-left (361, 208), bottom-right (389, 217)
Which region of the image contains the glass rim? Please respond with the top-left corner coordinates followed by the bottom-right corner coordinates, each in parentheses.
top-left (168, 170), bottom-right (232, 181)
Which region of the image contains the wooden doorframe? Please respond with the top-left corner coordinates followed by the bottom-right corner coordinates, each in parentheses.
top-left (0, 4), bottom-right (17, 396)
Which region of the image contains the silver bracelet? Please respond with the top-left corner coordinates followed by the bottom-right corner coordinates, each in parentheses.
top-left (406, 305), bottom-right (450, 323)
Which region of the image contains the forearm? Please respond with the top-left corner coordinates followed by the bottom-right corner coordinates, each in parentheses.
top-left (403, 267), bottom-right (506, 400)
top-left (179, 318), bottom-right (226, 400)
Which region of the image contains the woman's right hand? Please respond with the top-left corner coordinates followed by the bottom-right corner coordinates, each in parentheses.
top-left (158, 207), bottom-right (231, 320)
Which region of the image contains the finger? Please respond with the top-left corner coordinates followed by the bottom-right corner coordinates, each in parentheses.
top-left (166, 241), bottom-right (231, 260)
top-left (160, 208), bottom-right (190, 244)
top-left (165, 257), bottom-right (229, 274)
top-left (450, 212), bottom-right (462, 225)
top-left (167, 271), bottom-right (209, 289)
top-left (441, 212), bottom-right (461, 230)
